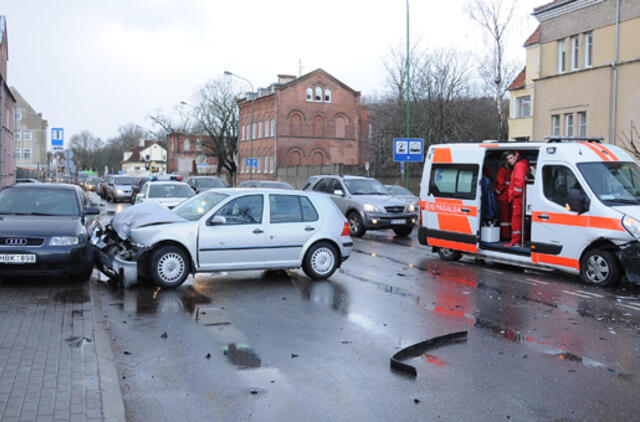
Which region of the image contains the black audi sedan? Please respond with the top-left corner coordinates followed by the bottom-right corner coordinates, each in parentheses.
top-left (0, 183), bottom-right (100, 281)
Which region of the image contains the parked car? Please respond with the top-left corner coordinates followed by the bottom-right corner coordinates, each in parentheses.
top-left (15, 178), bottom-right (40, 184)
top-left (130, 176), bottom-right (151, 202)
top-left (85, 177), bottom-right (103, 192)
top-left (135, 181), bottom-right (195, 208)
top-left (105, 175), bottom-right (136, 202)
top-left (154, 174), bottom-right (183, 181)
top-left (385, 185), bottom-right (419, 210)
top-left (93, 189), bottom-right (352, 288)
top-left (0, 183), bottom-right (100, 282)
top-left (186, 176), bottom-right (227, 194)
top-left (98, 176), bottom-right (111, 199)
top-left (238, 180), bottom-right (294, 190)
top-left (303, 175), bottom-right (417, 237)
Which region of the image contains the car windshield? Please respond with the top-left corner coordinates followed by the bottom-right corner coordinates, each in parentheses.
top-left (114, 176), bottom-right (135, 185)
top-left (173, 191), bottom-right (228, 221)
top-left (149, 184), bottom-right (195, 198)
top-left (195, 178), bottom-right (225, 188)
top-left (0, 188), bottom-right (80, 216)
top-left (387, 186), bottom-right (413, 196)
top-left (344, 179), bottom-right (390, 195)
top-left (260, 182), bottom-right (294, 189)
top-left (88, 178), bottom-right (102, 184)
top-left (578, 161), bottom-right (640, 205)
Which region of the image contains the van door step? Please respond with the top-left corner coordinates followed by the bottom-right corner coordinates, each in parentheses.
top-left (480, 241), bottom-right (531, 256)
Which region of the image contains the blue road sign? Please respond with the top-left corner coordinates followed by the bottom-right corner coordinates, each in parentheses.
top-left (393, 138), bottom-right (424, 162)
top-left (51, 128), bottom-right (64, 148)
top-left (245, 158), bottom-right (258, 167)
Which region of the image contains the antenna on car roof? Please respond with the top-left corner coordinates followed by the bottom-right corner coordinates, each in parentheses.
top-left (544, 136), bottom-right (604, 143)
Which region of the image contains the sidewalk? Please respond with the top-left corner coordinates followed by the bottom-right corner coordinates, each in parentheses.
top-left (0, 277), bottom-right (124, 422)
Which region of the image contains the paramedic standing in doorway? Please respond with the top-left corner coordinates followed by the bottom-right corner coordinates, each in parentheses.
top-left (505, 151), bottom-right (529, 247)
top-left (494, 153), bottom-right (512, 240)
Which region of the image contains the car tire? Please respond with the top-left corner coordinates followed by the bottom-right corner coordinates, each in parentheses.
top-left (580, 249), bottom-right (620, 287)
top-left (72, 265), bottom-right (94, 283)
top-left (348, 212), bottom-right (366, 237)
top-left (437, 247), bottom-right (462, 261)
top-left (302, 241), bottom-right (339, 280)
top-left (150, 245), bottom-right (190, 288)
top-left (393, 226), bottom-right (413, 237)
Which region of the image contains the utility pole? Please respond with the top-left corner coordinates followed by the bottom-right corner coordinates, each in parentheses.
top-left (405, 0), bottom-right (411, 189)
top-left (224, 71), bottom-right (255, 182)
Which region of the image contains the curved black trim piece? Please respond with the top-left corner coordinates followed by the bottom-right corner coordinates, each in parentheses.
top-left (390, 331), bottom-right (468, 376)
top-left (531, 242), bottom-right (562, 255)
top-left (425, 229), bottom-right (477, 245)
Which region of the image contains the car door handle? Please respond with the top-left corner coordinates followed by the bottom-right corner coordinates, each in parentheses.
top-left (461, 208), bottom-right (471, 213)
top-left (305, 226), bottom-right (315, 231)
top-left (253, 228), bottom-right (264, 234)
top-left (538, 214), bottom-right (550, 220)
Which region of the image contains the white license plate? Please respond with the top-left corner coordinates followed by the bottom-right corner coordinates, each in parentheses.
top-left (391, 219), bottom-right (406, 225)
top-left (0, 254), bottom-right (36, 264)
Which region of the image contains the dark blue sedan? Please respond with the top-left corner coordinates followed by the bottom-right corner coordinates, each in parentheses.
top-left (0, 183), bottom-right (100, 281)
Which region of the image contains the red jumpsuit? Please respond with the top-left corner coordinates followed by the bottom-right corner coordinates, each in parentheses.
top-left (494, 167), bottom-right (512, 240)
top-left (508, 158), bottom-right (530, 245)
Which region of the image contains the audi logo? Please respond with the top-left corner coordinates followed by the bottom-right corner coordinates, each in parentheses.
top-left (5, 238), bottom-right (27, 246)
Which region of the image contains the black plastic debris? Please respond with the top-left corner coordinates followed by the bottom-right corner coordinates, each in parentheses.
top-left (161, 332), bottom-right (168, 339)
top-left (390, 331), bottom-right (467, 376)
top-left (123, 351), bottom-right (131, 355)
top-left (291, 353), bottom-right (299, 359)
top-left (414, 399), bottom-right (420, 404)
top-left (205, 353), bottom-right (212, 359)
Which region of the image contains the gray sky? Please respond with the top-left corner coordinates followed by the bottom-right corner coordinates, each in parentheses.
top-left (3, 0), bottom-right (541, 146)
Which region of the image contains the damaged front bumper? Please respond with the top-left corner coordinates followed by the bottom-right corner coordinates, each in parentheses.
top-left (618, 242), bottom-right (640, 286)
top-left (92, 227), bottom-right (147, 287)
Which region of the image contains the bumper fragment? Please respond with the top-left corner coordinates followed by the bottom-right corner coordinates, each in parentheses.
top-left (92, 228), bottom-right (145, 288)
top-left (617, 243), bottom-right (640, 286)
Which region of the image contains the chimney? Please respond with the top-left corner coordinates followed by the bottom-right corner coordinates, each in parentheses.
top-left (277, 74), bottom-right (296, 84)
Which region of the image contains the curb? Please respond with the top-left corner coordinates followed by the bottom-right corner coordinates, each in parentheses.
top-left (90, 278), bottom-right (127, 422)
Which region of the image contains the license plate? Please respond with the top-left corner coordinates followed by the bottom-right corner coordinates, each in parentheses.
top-left (391, 219), bottom-right (405, 225)
top-left (0, 254), bottom-right (36, 264)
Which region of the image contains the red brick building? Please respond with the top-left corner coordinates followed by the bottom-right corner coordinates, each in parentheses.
top-left (165, 132), bottom-right (222, 178)
top-left (0, 16), bottom-right (17, 188)
top-left (237, 69), bottom-right (375, 183)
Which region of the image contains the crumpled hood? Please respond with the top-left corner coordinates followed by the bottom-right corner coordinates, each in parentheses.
top-left (111, 201), bottom-right (186, 241)
top-left (355, 195), bottom-right (406, 209)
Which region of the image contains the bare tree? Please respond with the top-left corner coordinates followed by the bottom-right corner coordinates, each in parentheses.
top-left (467, 0), bottom-right (517, 140)
top-left (148, 106), bottom-right (194, 138)
top-left (69, 130), bottom-right (103, 171)
top-left (618, 120), bottom-right (640, 160)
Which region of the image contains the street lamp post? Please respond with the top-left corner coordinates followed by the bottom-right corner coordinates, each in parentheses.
top-left (405, 0), bottom-right (411, 190)
top-left (224, 71), bottom-right (255, 183)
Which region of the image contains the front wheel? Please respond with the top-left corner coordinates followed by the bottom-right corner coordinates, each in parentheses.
top-left (150, 246), bottom-right (190, 288)
top-left (580, 249), bottom-right (620, 287)
top-left (302, 242), bottom-right (339, 280)
top-left (437, 247), bottom-right (462, 261)
top-left (348, 212), bottom-right (366, 237)
top-left (393, 226), bottom-right (413, 237)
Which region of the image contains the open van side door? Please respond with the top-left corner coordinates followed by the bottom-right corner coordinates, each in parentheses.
top-left (422, 146), bottom-right (485, 254)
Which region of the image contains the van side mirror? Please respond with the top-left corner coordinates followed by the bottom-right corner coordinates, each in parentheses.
top-left (210, 215), bottom-right (227, 226)
top-left (333, 189), bottom-right (344, 196)
top-left (566, 189), bottom-right (589, 214)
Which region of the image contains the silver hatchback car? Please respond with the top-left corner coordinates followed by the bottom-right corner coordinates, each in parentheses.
top-left (93, 189), bottom-right (352, 288)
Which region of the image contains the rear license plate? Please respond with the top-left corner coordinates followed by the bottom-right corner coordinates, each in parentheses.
top-left (391, 219), bottom-right (405, 225)
top-left (0, 254), bottom-right (36, 264)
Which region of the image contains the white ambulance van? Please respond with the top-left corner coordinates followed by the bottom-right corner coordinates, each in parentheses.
top-left (418, 139), bottom-right (640, 287)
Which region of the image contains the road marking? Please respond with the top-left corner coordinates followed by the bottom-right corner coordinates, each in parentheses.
top-left (576, 290), bottom-right (604, 298)
top-left (526, 278), bottom-right (549, 285)
top-left (484, 269), bottom-right (504, 275)
top-left (514, 279), bottom-right (535, 286)
top-left (562, 290), bottom-right (592, 299)
top-left (620, 303), bottom-right (640, 312)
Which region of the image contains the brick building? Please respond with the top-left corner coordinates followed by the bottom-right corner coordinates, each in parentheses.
top-left (0, 16), bottom-right (17, 188)
top-left (236, 69), bottom-right (375, 183)
top-left (10, 87), bottom-right (48, 174)
top-left (165, 132), bottom-right (221, 178)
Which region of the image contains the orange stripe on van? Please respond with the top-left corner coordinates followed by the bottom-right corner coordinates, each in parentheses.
top-left (427, 202), bottom-right (478, 217)
top-left (580, 142), bottom-right (610, 161)
top-left (532, 212), bottom-right (624, 231)
top-left (532, 253), bottom-right (579, 270)
top-left (435, 198), bottom-right (463, 204)
top-left (589, 216), bottom-right (624, 231)
top-left (479, 144), bottom-right (499, 148)
top-left (432, 148), bottom-right (452, 163)
top-left (427, 237), bottom-right (478, 253)
top-left (437, 214), bottom-right (473, 233)
top-left (597, 144), bottom-right (619, 161)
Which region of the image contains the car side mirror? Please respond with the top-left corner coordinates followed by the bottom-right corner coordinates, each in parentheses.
top-left (84, 207), bottom-right (100, 216)
top-left (210, 215), bottom-right (226, 226)
top-left (333, 189), bottom-right (344, 196)
top-left (566, 189), bottom-right (589, 214)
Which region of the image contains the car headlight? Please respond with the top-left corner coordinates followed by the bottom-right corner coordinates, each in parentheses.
top-left (49, 236), bottom-right (79, 246)
top-left (407, 204), bottom-right (415, 212)
top-left (363, 203), bottom-right (379, 213)
top-left (116, 189), bottom-right (124, 194)
top-left (622, 215), bottom-right (640, 240)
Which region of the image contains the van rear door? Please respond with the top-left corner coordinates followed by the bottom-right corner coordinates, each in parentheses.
top-left (422, 146), bottom-right (484, 254)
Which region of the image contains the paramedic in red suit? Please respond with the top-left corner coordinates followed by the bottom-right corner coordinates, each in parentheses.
top-left (505, 151), bottom-right (529, 247)
top-left (494, 153), bottom-right (512, 240)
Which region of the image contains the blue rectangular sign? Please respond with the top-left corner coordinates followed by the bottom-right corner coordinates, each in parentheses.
top-left (245, 158), bottom-right (258, 167)
top-left (51, 128), bottom-right (64, 147)
top-left (393, 138), bottom-right (424, 162)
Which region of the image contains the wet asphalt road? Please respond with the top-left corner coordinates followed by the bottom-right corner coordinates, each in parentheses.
top-left (96, 195), bottom-right (640, 420)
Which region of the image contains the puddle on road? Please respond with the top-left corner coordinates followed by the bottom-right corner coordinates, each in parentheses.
top-left (102, 284), bottom-right (211, 315)
top-left (53, 287), bottom-right (90, 304)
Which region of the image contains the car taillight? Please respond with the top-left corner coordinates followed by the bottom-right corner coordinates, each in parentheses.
top-left (341, 222), bottom-right (351, 236)
top-left (419, 199), bottom-right (426, 226)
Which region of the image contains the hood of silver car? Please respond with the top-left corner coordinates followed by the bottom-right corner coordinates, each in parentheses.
top-left (111, 201), bottom-right (186, 241)
top-left (354, 195), bottom-right (406, 208)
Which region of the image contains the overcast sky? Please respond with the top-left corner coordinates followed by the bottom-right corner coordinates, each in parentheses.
top-left (3, 0), bottom-right (541, 146)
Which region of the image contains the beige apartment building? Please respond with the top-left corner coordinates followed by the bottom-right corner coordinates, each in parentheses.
top-left (10, 87), bottom-right (48, 173)
top-left (508, 0), bottom-right (640, 146)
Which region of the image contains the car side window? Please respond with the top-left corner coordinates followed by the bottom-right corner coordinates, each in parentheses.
top-left (330, 179), bottom-right (343, 194)
top-left (269, 195), bottom-right (319, 223)
top-left (428, 164), bottom-right (478, 200)
top-left (216, 195), bottom-right (263, 225)
top-left (313, 178), bottom-right (331, 193)
top-left (542, 165), bottom-right (586, 208)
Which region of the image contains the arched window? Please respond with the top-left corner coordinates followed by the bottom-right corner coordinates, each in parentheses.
top-left (311, 150), bottom-right (326, 165)
top-left (265, 120), bottom-right (270, 137)
top-left (290, 114), bottom-right (303, 136)
top-left (306, 88), bottom-right (313, 101)
top-left (288, 150), bottom-right (302, 166)
top-left (184, 138), bottom-right (190, 152)
top-left (315, 87), bottom-right (322, 102)
top-left (335, 116), bottom-right (346, 138)
top-left (312, 115), bottom-right (325, 137)
top-left (324, 88), bottom-right (331, 102)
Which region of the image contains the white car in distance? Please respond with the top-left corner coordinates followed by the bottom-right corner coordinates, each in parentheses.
top-left (135, 181), bottom-right (195, 209)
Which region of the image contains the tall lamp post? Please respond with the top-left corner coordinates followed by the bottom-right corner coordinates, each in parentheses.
top-left (405, 0), bottom-right (411, 190)
top-left (224, 70), bottom-right (255, 182)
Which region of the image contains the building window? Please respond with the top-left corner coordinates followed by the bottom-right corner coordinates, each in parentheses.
top-left (368, 123), bottom-right (373, 140)
top-left (571, 36), bottom-right (579, 70)
top-left (23, 131), bottom-right (32, 141)
top-left (264, 155), bottom-right (269, 174)
top-left (565, 113), bottom-right (574, 137)
top-left (324, 89), bottom-right (331, 102)
top-left (252, 123), bottom-right (256, 139)
top-left (514, 96), bottom-right (531, 118)
top-left (584, 32), bottom-right (593, 68)
top-left (558, 39), bottom-right (566, 73)
top-left (24, 149), bottom-right (31, 161)
top-left (306, 88), bottom-right (313, 101)
top-left (552, 115), bottom-right (560, 136)
top-left (15, 148), bottom-right (20, 160)
top-left (270, 156), bottom-right (275, 173)
top-left (257, 157), bottom-right (262, 173)
top-left (258, 121), bottom-right (263, 138)
top-left (15, 131), bottom-right (21, 141)
top-left (14, 110), bottom-right (21, 120)
top-left (196, 138), bottom-right (202, 151)
top-left (271, 119), bottom-right (275, 137)
top-left (578, 112), bottom-right (587, 137)
top-left (315, 87), bottom-right (322, 102)
top-left (265, 120), bottom-right (269, 137)
top-left (184, 138), bottom-right (190, 151)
